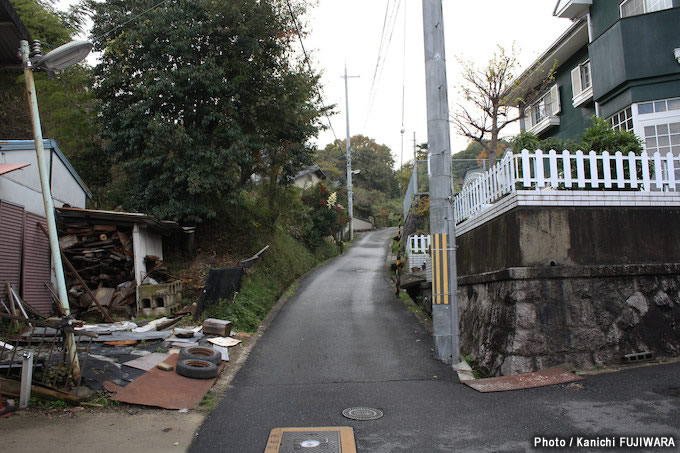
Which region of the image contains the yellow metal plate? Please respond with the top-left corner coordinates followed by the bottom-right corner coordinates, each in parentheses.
top-left (265, 427), bottom-right (356, 453)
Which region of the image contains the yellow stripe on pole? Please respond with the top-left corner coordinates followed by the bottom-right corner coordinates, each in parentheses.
top-left (442, 234), bottom-right (449, 305)
top-left (430, 233), bottom-right (449, 305)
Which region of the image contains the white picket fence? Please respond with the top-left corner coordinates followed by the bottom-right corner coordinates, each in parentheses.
top-left (454, 149), bottom-right (680, 225)
top-left (406, 234), bottom-right (430, 272)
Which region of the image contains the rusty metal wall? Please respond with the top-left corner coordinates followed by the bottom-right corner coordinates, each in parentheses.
top-left (22, 213), bottom-right (51, 314)
top-left (0, 200), bottom-right (25, 303)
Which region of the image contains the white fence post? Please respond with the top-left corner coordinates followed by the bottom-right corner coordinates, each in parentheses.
top-left (549, 150), bottom-right (558, 188)
top-left (562, 150), bottom-right (572, 188)
top-left (602, 151), bottom-right (612, 188)
top-left (653, 152), bottom-right (663, 190)
top-left (628, 152), bottom-right (638, 189)
top-left (666, 151), bottom-right (676, 191)
top-left (641, 151), bottom-right (650, 191)
top-left (522, 149), bottom-right (531, 187)
top-left (535, 149), bottom-right (545, 187)
top-left (575, 150), bottom-right (585, 188)
top-left (589, 151), bottom-right (599, 188)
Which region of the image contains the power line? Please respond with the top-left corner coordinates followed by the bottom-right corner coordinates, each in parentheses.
top-left (94, 0), bottom-right (172, 41)
top-left (363, 0), bottom-right (402, 133)
top-left (366, 0), bottom-right (392, 109)
top-left (285, 0), bottom-right (338, 142)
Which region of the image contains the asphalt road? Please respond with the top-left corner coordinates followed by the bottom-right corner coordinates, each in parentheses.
top-left (191, 228), bottom-right (680, 452)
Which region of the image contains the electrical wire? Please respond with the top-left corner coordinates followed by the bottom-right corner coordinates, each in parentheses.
top-left (285, 0), bottom-right (338, 142)
top-left (366, 0), bottom-right (392, 113)
top-left (363, 0), bottom-right (402, 133)
top-left (94, 0), bottom-right (172, 41)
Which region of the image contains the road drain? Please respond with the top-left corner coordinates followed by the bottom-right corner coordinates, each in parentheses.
top-left (342, 407), bottom-right (383, 421)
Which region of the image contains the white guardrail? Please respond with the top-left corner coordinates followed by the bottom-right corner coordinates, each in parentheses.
top-left (454, 149), bottom-right (680, 225)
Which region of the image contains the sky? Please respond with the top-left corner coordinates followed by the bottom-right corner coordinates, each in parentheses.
top-left (57, 0), bottom-right (572, 168)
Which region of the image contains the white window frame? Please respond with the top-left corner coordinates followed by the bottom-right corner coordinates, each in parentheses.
top-left (620, 0), bottom-right (673, 18)
top-left (524, 84), bottom-right (561, 135)
top-left (609, 106), bottom-right (634, 132)
top-left (571, 60), bottom-right (593, 107)
top-left (633, 98), bottom-right (680, 157)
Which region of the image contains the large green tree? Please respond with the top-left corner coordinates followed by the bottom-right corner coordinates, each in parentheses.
top-left (316, 135), bottom-right (398, 219)
top-left (87, 0), bottom-right (325, 224)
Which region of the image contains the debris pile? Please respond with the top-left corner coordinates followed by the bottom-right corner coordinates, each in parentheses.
top-left (59, 225), bottom-right (137, 320)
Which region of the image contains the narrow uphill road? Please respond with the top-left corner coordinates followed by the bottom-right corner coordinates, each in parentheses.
top-left (190, 228), bottom-right (456, 451)
top-left (191, 228), bottom-right (680, 452)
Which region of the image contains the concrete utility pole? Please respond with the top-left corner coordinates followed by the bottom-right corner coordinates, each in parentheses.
top-left (342, 65), bottom-right (359, 240)
top-left (19, 40), bottom-right (80, 378)
top-left (422, 0), bottom-right (459, 364)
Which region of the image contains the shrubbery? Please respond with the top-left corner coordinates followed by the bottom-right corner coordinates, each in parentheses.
top-left (300, 182), bottom-right (349, 247)
top-left (511, 116), bottom-right (642, 155)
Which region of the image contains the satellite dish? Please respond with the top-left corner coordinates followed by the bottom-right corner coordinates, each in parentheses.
top-left (36, 40), bottom-right (93, 71)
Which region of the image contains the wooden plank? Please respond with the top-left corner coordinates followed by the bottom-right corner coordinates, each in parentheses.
top-left (0, 376), bottom-right (81, 403)
top-left (203, 318), bottom-right (232, 336)
top-left (37, 223), bottom-right (113, 322)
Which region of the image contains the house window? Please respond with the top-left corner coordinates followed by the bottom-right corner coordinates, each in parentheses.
top-left (609, 106), bottom-right (634, 131)
top-left (644, 122), bottom-right (680, 155)
top-left (571, 60), bottom-right (593, 107)
top-left (524, 85), bottom-right (561, 134)
top-left (620, 0), bottom-right (672, 18)
top-left (638, 97), bottom-right (680, 115)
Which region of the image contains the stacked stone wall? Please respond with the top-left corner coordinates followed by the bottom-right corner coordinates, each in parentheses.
top-left (458, 268), bottom-right (680, 376)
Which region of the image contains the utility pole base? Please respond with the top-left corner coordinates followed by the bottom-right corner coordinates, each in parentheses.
top-left (432, 304), bottom-right (453, 363)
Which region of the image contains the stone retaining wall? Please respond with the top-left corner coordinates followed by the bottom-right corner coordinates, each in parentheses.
top-left (458, 265), bottom-right (680, 376)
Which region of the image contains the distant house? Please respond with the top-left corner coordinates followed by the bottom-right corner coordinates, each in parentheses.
top-left (0, 139), bottom-right (91, 314)
top-left (293, 165), bottom-right (328, 189)
top-left (507, 0), bottom-right (680, 153)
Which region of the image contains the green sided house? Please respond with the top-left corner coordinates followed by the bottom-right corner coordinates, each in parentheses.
top-left (507, 0), bottom-right (680, 155)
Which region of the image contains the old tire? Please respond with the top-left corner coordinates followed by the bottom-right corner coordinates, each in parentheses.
top-left (179, 346), bottom-right (221, 365)
top-left (176, 359), bottom-right (218, 379)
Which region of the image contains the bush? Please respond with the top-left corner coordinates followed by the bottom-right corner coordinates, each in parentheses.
top-left (580, 116), bottom-right (642, 155)
top-left (300, 182), bottom-right (348, 248)
top-left (511, 116), bottom-right (642, 155)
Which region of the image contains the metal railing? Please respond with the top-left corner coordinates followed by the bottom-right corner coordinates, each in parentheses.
top-left (403, 160), bottom-right (428, 217)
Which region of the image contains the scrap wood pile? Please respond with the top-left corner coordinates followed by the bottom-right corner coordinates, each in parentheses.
top-left (59, 225), bottom-right (137, 321)
top-left (141, 255), bottom-right (177, 284)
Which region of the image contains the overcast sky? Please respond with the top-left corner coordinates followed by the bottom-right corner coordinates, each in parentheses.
top-left (58, 0), bottom-right (572, 167)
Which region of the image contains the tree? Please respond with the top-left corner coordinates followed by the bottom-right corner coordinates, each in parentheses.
top-left (315, 135), bottom-right (399, 219)
top-left (87, 0), bottom-right (325, 224)
top-left (452, 45), bottom-right (550, 164)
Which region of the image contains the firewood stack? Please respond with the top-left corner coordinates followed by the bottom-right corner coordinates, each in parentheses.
top-left (59, 225), bottom-right (137, 321)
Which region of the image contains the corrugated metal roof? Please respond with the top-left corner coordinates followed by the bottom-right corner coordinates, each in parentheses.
top-left (56, 206), bottom-right (195, 235)
top-left (0, 139), bottom-right (92, 198)
top-left (0, 0), bottom-right (31, 71)
top-left (0, 162), bottom-right (30, 175)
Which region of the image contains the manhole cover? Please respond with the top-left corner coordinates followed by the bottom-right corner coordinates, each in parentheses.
top-left (342, 407), bottom-right (383, 421)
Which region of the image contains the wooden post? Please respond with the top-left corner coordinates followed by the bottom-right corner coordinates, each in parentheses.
top-left (37, 223), bottom-right (113, 323)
